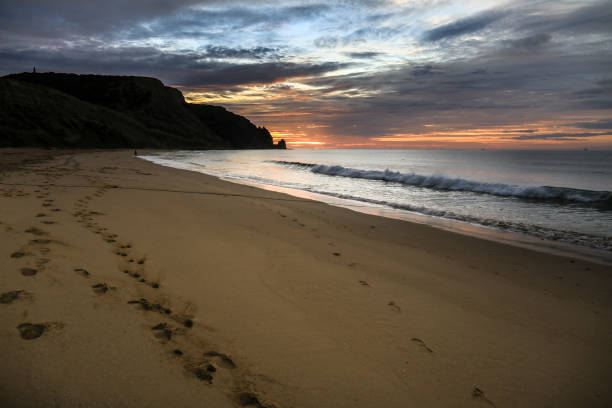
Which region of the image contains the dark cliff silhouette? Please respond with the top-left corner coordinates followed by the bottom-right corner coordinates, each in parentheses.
top-left (0, 72), bottom-right (286, 149)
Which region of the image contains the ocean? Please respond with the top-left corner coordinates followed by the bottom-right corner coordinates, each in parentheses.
top-left (141, 149), bottom-right (612, 260)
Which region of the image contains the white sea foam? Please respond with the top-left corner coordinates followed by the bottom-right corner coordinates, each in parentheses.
top-left (271, 161), bottom-right (611, 204)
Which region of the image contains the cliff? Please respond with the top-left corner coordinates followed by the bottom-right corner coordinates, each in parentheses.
top-left (0, 72), bottom-right (284, 149)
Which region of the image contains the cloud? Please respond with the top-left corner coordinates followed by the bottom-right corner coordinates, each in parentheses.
top-left (177, 61), bottom-right (348, 86)
top-left (571, 79), bottom-right (612, 109)
top-left (136, 3), bottom-right (331, 39)
top-left (0, 0), bottom-right (204, 41)
top-left (505, 33), bottom-right (551, 50)
top-left (203, 46), bottom-right (281, 60)
top-left (0, 1), bottom-right (332, 45)
top-left (420, 1), bottom-right (612, 45)
top-left (344, 51), bottom-right (383, 59)
top-left (423, 9), bottom-right (508, 41)
top-left (344, 26), bottom-right (402, 42)
top-left (572, 119), bottom-right (612, 130)
top-left (510, 129), bottom-right (535, 133)
top-left (410, 64), bottom-right (439, 76)
top-left (518, 0), bottom-right (612, 35)
top-left (243, 44), bottom-right (612, 138)
top-left (510, 131), bottom-right (612, 141)
top-left (0, 46), bottom-right (346, 87)
top-left (314, 36), bottom-right (339, 48)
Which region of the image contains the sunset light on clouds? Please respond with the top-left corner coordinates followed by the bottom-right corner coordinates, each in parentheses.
top-left (2, 0), bottom-right (610, 148)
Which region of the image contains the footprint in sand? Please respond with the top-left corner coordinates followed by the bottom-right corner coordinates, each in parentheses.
top-left (151, 323), bottom-right (175, 341)
top-left (472, 387), bottom-right (496, 407)
top-left (17, 322), bottom-right (63, 340)
top-left (29, 239), bottom-right (51, 245)
top-left (358, 280), bottom-right (369, 286)
top-left (25, 227), bottom-right (47, 236)
top-left (1, 290), bottom-right (31, 304)
top-left (20, 267), bottom-right (37, 276)
top-left (411, 338), bottom-right (434, 353)
top-left (36, 258), bottom-right (50, 267)
top-left (192, 366), bottom-right (215, 383)
top-left (17, 323), bottom-right (46, 339)
top-left (10, 251), bottom-right (26, 258)
top-left (91, 283), bottom-right (109, 294)
top-left (238, 392), bottom-right (274, 408)
top-left (388, 301), bottom-right (401, 313)
top-left (203, 351), bottom-right (237, 369)
top-left (75, 268), bottom-right (90, 277)
top-left (171, 315), bottom-right (193, 328)
top-left (127, 298), bottom-right (171, 314)
top-left (187, 350), bottom-right (237, 382)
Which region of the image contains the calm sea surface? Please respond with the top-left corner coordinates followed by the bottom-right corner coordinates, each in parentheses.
top-left (142, 149), bottom-right (612, 257)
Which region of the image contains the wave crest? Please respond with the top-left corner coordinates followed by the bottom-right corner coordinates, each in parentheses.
top-left (270, 160), bottom-right (612, 205)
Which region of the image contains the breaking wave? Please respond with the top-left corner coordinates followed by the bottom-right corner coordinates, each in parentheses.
top-left (270, 160), bottom-right (612, 206)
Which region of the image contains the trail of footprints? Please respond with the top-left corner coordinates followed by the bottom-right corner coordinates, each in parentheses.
top-left (5, 182), bottom-right (271, 405)
top-left (10, 186), bottom-right (57, 280)
top-left (3, 163), bottom-right (77, 340)
top-left (3, 175), bottom-right (491, 407)
top-left (67, 185), bottom-right (276, 408)
top-left (276, 209), bottom-right (414, 324)
top-left (4, 185), bottom-right (65, 340)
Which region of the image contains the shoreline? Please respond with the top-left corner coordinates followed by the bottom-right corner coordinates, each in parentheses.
top-left (222, 176), bottom-right (612, 266)
top-left (139, 152), bottom-right (612, 266)
top-left (1, 148), bottom-right (611, 407)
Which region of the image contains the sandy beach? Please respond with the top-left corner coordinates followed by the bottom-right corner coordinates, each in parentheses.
top-left (1, 149), bottom-right (611, 408)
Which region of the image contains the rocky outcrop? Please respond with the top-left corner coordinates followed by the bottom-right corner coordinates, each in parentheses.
top-left (0, 72), bottom-right (281, 149)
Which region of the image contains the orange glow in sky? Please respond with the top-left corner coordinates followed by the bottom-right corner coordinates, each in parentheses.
top-left (184, 84), bottom-right (612, 149)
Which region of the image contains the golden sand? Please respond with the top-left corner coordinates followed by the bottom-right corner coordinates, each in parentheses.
top-left (1, 149), bottom-right (611, 407)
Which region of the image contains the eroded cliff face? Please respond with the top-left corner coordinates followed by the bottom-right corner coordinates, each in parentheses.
top-left (0, 72), bottom-right (279, 149)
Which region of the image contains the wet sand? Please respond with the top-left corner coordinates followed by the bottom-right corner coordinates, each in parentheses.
top-left (1, 149), bottom-right (611, 407)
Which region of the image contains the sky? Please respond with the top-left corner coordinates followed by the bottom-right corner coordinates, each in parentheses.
top-left (1, 0), bottom-right (611, 149)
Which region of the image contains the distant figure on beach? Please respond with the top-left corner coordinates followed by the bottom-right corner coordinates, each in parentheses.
top-left (32, 66), bottom-right (36, 73)
top-left (134, 150), bottom-right (138, 156)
